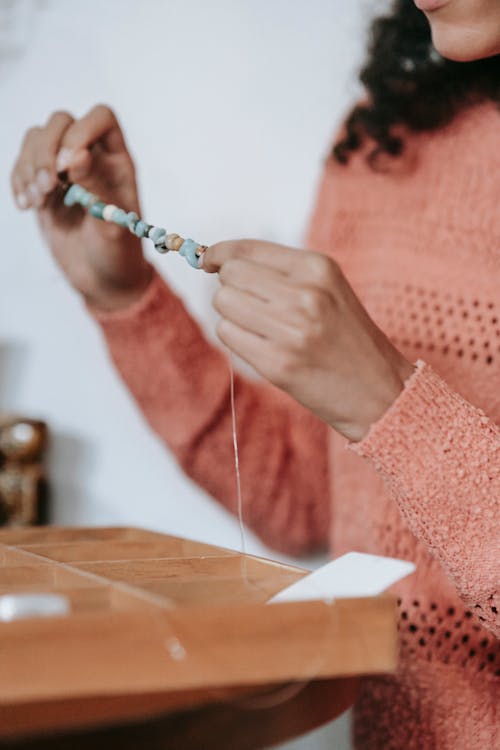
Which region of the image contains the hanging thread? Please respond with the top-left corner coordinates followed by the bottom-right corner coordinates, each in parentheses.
top-left (229, 354), bottom-right (247, 575)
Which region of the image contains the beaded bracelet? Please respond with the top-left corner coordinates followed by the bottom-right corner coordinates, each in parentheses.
top-left (63, 183), bottom-right (207, 269)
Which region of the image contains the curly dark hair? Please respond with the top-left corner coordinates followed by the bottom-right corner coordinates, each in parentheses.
top-left (333, 0), bottom-right (500, 167)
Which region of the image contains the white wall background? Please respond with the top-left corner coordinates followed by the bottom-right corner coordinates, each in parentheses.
top-left (0, 1), bottom-right (383, 746)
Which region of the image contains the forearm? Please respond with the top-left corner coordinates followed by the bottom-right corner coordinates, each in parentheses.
top-left (352, 361), bottom-right (500, 636)
top-left (90, 270), bottom-right (330, 555)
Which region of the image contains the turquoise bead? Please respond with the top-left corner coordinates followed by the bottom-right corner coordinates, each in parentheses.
top-left (134, 220), bottom-right (149, 238)
top-left (81, 192), bottom-right (96, 208)
top-left (179, 238), bottom-right (201, 268)
top-left (89, 201), bottom-right (106, 219)
top-left (111, 208), bottom-right (128, 227)
top-left (126, 211), bottom-right (139, 231)
top-left (148, 226), bottom-right (167, 244)
top-left (63, 184), bottom-right (83, 206)
top-left (73, 186), bottom-right (86, 203)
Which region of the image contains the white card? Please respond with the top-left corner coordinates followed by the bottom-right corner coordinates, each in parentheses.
top-left (269, 552), bottom-right (415, 604)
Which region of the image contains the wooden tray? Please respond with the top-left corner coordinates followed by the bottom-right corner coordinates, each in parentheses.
top-left (0, 526), bottom-right (397, 746)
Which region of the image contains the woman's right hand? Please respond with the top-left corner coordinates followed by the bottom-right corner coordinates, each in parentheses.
top-left (10, 104), bottom-right (153, 312)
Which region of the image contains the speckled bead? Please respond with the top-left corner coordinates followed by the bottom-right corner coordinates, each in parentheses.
top-left (179, 238), bottom-right (201, 268)
top-left (89, 201), bottom-right (106, 219)
top-left (126, 212), bottom-right (139, 231)
top-left (111, 208), bottom-right (128, 227)
top-left (134, 220), bottom-right (149, 238)
top-left (166, 233), bottom-right (184, 251)
top-left (154, 242), bottom-right (169, 254)
top-left (148, 226), bottom-right (167, 244)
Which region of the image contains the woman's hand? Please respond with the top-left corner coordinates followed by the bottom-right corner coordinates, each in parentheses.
top-left (203, 240), bottom-right (414, 442)
top-left (10, 105), bottom-right (152, 312)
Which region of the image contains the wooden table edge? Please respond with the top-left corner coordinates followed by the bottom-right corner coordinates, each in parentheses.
top-left (0, 677), bottom-right (360, 749)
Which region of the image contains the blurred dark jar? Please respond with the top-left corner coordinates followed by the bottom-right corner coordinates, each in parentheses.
top-left (0, 418), bottom-right (49, 526)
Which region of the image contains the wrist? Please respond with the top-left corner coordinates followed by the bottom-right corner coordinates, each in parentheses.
top-left (338, 356), bottom-right (415, 443)
top-left (84, 263), bottom-right (154, 313)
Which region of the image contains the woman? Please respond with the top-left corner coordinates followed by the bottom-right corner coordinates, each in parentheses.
top-left (10, 0), bottom-right (499, 746)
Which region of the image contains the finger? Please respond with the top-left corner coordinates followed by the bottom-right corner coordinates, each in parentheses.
top-left (11, 169), bottom-right (30, 210)
top-left (204, 240), bottom-right (342, 299)
top-left (219, 258), bottom-right (287, 301)
top-left (11, 112), bottom-right (74, 209)
top-left (64, 148), bottom-right (93, 182)
top-left (218, 257), bottom-right (310, 328)
top-left (288, 252), bottom-right (343, 296)
top-left (56, 104), bottom-right (129, 173)
top-left (216, 318), bottom-right (279, 379)
top-left (11, 126), bottom-right (43, 209)
top-left (214, 285), bottom-right (299, 345)
top-left (203, 239), bottom-right (302, 275)
top-left (31, 111), bottom-right (74, 201)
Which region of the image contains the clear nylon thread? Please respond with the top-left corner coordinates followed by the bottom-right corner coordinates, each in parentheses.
top-left (229, 354), bottom-right (247, 578)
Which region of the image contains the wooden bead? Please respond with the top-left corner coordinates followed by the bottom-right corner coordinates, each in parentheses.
top-left (166, 233), bottom-right (184, 251)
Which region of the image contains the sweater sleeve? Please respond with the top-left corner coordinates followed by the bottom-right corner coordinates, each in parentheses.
top-left (90, 270), bottom-right (329, 556)
top-left (351, 360), bottom-right (500, 637)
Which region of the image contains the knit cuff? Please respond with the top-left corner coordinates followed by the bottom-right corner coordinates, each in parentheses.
top-left (351, 358), bottom-right (481, 471)
top-left (351, 359), bottom-right (427, 462)
top-left (350, 359), bottom-right (497, 500)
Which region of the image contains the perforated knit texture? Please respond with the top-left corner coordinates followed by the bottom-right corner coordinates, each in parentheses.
top-left (93, 102), bottom-right (500, 749)
top-left (397, 599), bottom-right (499, 674)
top-left (378, 283), bottom-right (499, 366)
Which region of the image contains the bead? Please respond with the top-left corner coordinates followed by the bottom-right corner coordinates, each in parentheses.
top-left (81, 192), bottom-right (97, 208)
top-left (76, 188), bottom-right (91, 205)
top-left (148, 226), bottom-right (167, 244)
top-left (134, 220), bottom-right (149, 238)
top-left (89, 201), bottom-right (106, 219)
top-left (62, 183), bottom-right (204, 271)
top-left (102, 204), bottom-right (118, 222)
top-left (179, 238), bottom-right (201, 268)
top-left (63, 184), bottom-right (83, 207)
top-left (166, 233), bottom-right (183, 251)
top-left (154, 243), bottom-right (169, 254)
top-left (125, 211), bottom-right (139, 231)
top-left (111, 208), bottom-right (128, 227)
top-left (74, 185), bottom-right (87, 202)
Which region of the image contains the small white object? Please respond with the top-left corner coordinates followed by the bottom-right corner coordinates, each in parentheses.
top-left (11, 422), bottom-right (35, 444)
top-left (102, 204), bottom-right (118, 222)
top-left (165, 637), bottom-right (186, 661)
top-left (0, 593), bottom-right (70, 622)
top-left (269, 552), bottom-right (415, 604)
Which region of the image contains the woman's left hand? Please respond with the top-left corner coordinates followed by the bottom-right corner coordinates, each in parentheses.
top-left (203, 240), bottom-right (414, 442)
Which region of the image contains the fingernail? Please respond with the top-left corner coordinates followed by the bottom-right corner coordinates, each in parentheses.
top-left (197, 252), bottom-right (205, 269)
top-left (36, 168), bottom-right (53, 193)
top-left (56, 147), bottom-right (74, 172)
top-left (15, 192), bottom-right (29, 209)
top-left (27, 182), bottom-right (42, 207)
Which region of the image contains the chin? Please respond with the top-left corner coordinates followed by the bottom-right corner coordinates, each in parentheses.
top-left (430, 23), bottom-right (500, 62)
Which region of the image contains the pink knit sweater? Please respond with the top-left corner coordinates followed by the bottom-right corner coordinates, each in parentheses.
top-left (92, 102), bottom-right (499, 748)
